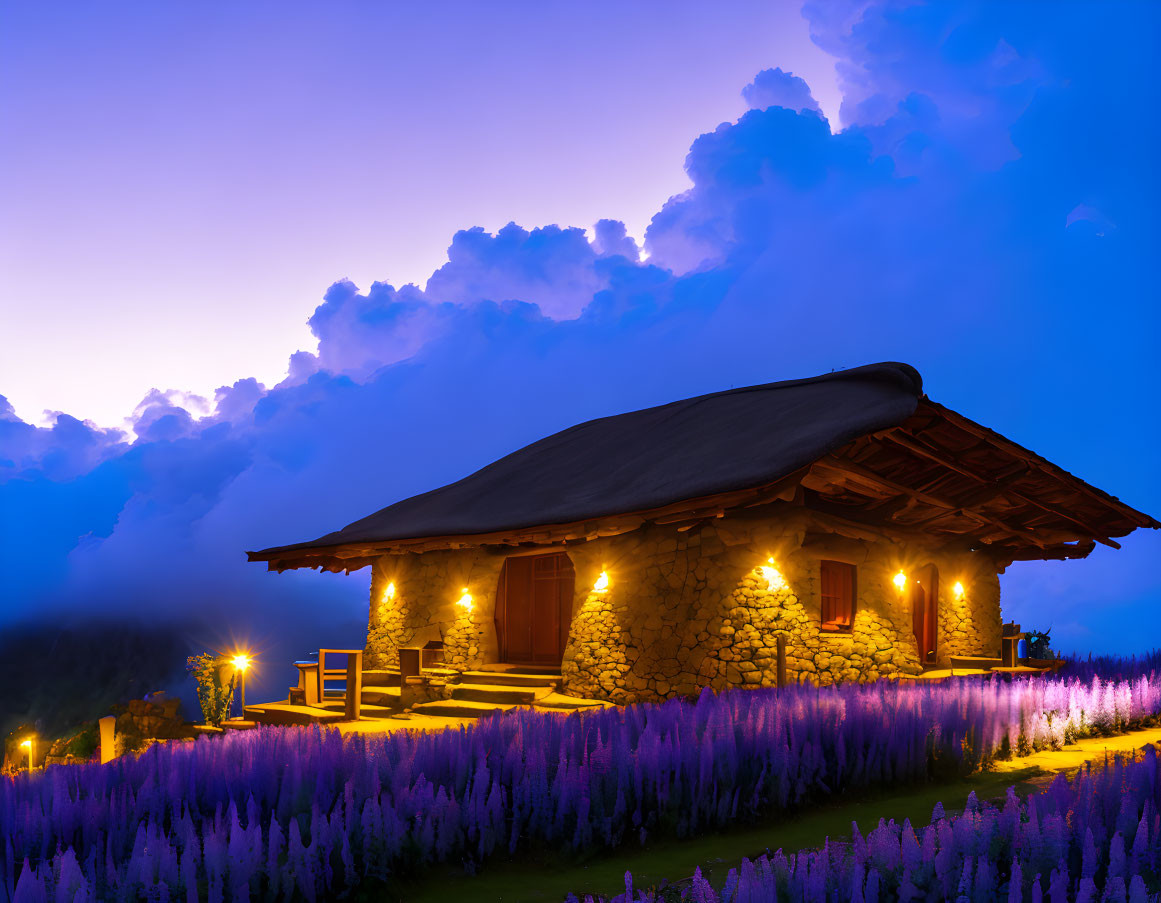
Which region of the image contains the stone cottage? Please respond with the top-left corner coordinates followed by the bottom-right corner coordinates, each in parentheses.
top-left (248, 363), bottom-right (1156, 702)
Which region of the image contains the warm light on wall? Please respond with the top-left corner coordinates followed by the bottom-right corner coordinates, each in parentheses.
top-left (893, 571), bottom-right (907, 592)
top-left (456, 588), bottom-right (474, 612)
top-left (953, 581), bottom-right (965, 600)
top-left (593, 570), bottom-right (610, 593)
top-left (758, 558), bottom-right (787, 592)
top-left (19, 739), bottom-right (31, 749)
top-left (384, 581), bottom-right (396, 601)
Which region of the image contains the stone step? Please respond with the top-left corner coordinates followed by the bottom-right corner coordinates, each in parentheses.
top-left (532, 692), bottom-right (611, 713)
top-left (361, 669), bottom-right (399, 687)
top-left (450, 683), bottom-right (553, 705)
top-left (362, 667), bottom-right (458, 687)
top-left (459, 670), bottom-right (561, 688)
top-left (361, 687), bottom-right (402, 707)
top-left (409, 699), bottom-right (517, 719)
top-left (244, 703), bottom-right (345, 726)
top-left (949, 655), bottom-right (1003, 670)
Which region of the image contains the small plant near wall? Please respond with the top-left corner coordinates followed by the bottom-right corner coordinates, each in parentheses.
top-left (1026, 627), bottom-right (1052, 659)
top-left (185, 653), bottom-right (235, 726)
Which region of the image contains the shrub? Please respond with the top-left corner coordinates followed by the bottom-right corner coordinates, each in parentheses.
top-left (64, 725), bottom-right (99, 759)
top-left (185, 652), bottom-right (235, 727)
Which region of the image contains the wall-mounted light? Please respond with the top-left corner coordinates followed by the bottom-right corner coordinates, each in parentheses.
top-left (19, 737), bottom-right (33, 771)
top-left (759, 558), bottom-right (787, 592)
top-left (384, 581), bottom-right (396, 601)
top-left (593, 570), bottom-right (610, 593)
top-left (893, 571), bottom-right (907, 592)
top-left (952, 581), bottom-right (965, 600)
top-left (456, 588), bottom-right (474, 613)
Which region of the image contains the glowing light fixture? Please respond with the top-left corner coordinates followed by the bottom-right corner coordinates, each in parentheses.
top-left (953, 581), bottom-right (965, 600)
top-left (384, 581), bottom-right (396, 601)
top-left (19, 739), bottom-right (31, 749)
top-left (456, 588), bottom-right (474, 612)
top-left (759, 558), bottom-right (786, 592)
top-left (593, 570), bottom-right (610, 593)
top-left (231, 653), bottom-right (252, 720)
top-left (20, 737), bottom-right (33, 771)
top-left (893, 571), bottom-right (907, 592)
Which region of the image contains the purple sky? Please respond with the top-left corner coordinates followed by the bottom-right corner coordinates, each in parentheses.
top-left (1, 0), bottom-right (1158, 701)
top-left (1, 1), bottom-right (839, 428)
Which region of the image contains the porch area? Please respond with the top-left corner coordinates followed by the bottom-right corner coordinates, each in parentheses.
top-left (240, 649), bottom-right (609, 728)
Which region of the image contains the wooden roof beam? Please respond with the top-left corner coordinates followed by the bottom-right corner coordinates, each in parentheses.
top-left (918, 401), bottom-right (1159, 528)
top-left (812, 457), bottom-right (1052, 550)
top-left (875, 429), bottom-right (1122, 548)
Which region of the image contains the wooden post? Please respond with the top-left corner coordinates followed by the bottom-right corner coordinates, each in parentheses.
top-left (776, 636), bottom-right (787, 688)
top-left (316, 650), bottom-right (328, 705)
top-left (346, 650), bottom-right (363, 720)
top-left (98, 715), bottom-right (116, 764)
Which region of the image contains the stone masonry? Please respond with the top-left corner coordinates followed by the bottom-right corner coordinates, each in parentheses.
top-left (364, 505), bottom-right (1003, 702)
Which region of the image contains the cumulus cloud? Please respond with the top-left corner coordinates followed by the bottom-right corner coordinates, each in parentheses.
top-left (1, 0), bottom-right (1158, 707)
top-left (425, 223), bottom-right (610, 320)
top-left (592, 219), bottom-right (640, 260)
top-left (303, 279), bottom-right (459, 380)
top-left (742, 67), bottom-right (822, 114)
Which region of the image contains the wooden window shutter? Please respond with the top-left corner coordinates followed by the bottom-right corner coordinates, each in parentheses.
top-left (820, 560), bottom-right (856, 630)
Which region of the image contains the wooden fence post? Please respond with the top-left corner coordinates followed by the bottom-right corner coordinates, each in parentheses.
top-left (98, 715), bottom-right (116, 764)
top-left (776, 636), bottom-right (787, 688)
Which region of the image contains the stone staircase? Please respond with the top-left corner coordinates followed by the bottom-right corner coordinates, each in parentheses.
top-left (410, 667), bottom-right (562, 719)
top-left (247, 664), bottom-right (607, 725)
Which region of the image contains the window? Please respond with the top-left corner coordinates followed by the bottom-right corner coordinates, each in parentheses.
top-left (820, 560), bottom-right (857, 631)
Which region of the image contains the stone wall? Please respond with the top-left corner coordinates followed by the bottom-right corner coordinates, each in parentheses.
top-left (938, 565), bottom-right (1002, 664)
top-left (364, 550), bottom-right (505, 670)
top-left (362, 506), bottom-right (1004, 700)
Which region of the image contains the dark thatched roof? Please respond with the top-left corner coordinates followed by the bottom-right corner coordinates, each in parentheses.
top-left (248, 362), bottom-right (1157, 570)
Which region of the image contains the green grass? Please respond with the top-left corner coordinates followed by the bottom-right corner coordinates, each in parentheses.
top-left (395, 765), bottom-right (1045, 903)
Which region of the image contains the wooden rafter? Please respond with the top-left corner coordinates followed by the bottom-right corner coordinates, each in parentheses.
top-left (874, 428), bottom-right (1122, 548)
top-left (810, 457), bottom-right (1052, 549)
top-left (920, 401), bottom-right (1158, 528)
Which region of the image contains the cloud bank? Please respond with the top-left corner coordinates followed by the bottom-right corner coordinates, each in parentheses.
top-left (2, 0), bottom-right (1157, 703)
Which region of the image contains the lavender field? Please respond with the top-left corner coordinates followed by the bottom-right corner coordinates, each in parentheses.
top-left (3, 670), bottom-right (1161, 901)
top-left (572, 748), bottom-right (1161, 902)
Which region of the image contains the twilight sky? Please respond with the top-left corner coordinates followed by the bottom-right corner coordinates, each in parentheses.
top-left (1, 0), bottom-right (1158, 699)
top-left (1, 0), bottom-right (840, 428)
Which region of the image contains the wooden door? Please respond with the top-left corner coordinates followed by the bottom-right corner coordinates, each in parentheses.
top-left (911, 564), bottom-right (939, 663)
top-left (495, 553), bottom-right (575, 665)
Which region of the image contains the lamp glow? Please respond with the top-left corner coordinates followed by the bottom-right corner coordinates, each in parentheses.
top-left (456, 588), bottom-right (474, 612)
top-left (19, 739), bottom-right (31, 749)
top-left (593, 571), bottom-right (610, 593)
top-left (231, 654), bottom-right (251, 720)
top-left (759, 558), bottom-right (786, 592)
top-left (893, 571), bottom-right (907, 592)
top-left (20, 737), bottom-right (33, 771)
top-left (953, 581), bottom-right (965, 600)
top-left (384, 581), bottom-right (396, 601)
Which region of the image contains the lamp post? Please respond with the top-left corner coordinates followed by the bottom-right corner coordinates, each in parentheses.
top-left (19, 737), bottom-right (33, 772)
top-left (231, 654), bottom-right (252, 720)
